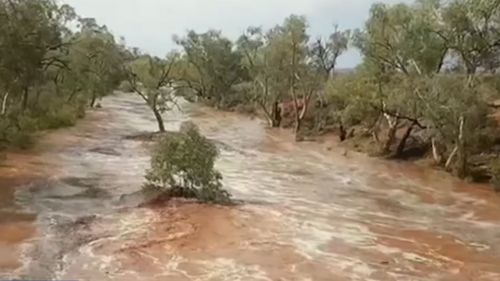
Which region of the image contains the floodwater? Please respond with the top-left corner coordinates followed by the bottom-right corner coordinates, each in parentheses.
top-left (1, 93), bottom-right (500, 281)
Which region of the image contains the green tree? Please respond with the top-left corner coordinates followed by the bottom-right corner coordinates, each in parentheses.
top-left (236, 27), bottom-right (283, 126)
top-left (0, 1), bottom-right (128, 149)
top-left (69, 18), bottom-right (126, 107)
top-left (352, 1), bottom-right (446, 156)
top-left (125, 53), bottom-right (179, 132)
top-left (145, 122), bottom-right (231, 204)
top-left (310, 26), bottom-right (351, 78)
top-left (439, 0), bottom-right (500, 76)
top-left (175, 30), bottom-right (248, 109)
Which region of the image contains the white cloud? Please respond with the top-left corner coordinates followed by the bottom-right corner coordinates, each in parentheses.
top-left (62, 0), bottom-right (413, 67)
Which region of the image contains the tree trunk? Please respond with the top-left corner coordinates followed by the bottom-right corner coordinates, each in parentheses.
top-left (256, 100), bottom-right (274, 127)
top-left (90, 92), bottom-right (97, 108)
top-left (339, 123), bottom-right (347, 142)
top-left (384, 127), bottom-right (397, 153)
top-left (67, 89), bottom-right (78, 103)
top-left (456, 116), bottom-right (467, 178)
top-left (271, 100), bottom-right (281, 127)
top-left (291, 40), bottom-right (300, 141)
top-left (22, 87), bottom-right (29, 110)
top-left (152, 106), bottom-right (165, 132)
top-left (431, 138), bottom-right (442, 165)
top-left (383, 114), bottom-right (399, 154)
top-left (445, 145), bottom-right (458, 170)
top-left (293, 112), bottom-right (302, 141)
top-left (292, 99), bottom-right (303, 141)
top-left (1, 92), bottom-right (9, 116)
top-left (395, 123), bottom-right (415, 157)
top-left (151, 94), bottom-right (165, 132)
top-left (294, 118), bottom-right (302, 141)
top-left (300, 94), bottom-right (311, 120)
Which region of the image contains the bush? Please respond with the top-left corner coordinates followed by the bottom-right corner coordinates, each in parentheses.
top-left (41, 105), bottom-right (78, 129)
top-left (0, 121), bottom-right (35, 150)
top-left (1, 114), bottom-right (37, 149)
top-left (144, 122), bottom-right (231, 204)
top-left (9, 130), bottom-right (34, 149)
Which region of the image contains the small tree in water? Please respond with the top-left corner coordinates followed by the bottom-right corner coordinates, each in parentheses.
top-left (144, 122), bottom-right (231, 204)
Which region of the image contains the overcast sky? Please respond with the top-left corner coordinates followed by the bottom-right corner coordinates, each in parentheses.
top-left (62, 0), bottom-right (411, 68)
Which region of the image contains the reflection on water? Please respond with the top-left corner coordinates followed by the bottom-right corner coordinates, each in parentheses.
top-left (1, 93), bottom-right (500, 281)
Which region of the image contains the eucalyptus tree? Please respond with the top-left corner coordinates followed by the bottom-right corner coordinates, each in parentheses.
top-left (236, 27), bottom-right (284, 127)
top-left (0, 0), bottom-right (76, 112)
top-left (438, 0), bottom-right (500, 76)
top-left (353, 1), bottom-right (447, 156)
top-left (310, 26), bottom-right (351, 79)
top-left (0, 1), bottom-right (129, 148)
top-left (175, 30), bottom-right (247, 109)
top-left (125, 53), bottom-right (179, 132)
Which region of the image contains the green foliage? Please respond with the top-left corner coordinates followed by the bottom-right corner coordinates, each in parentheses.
top-left (310, 26), bottom-right (351, 78)
top-left (144, 122), bottom-right (231, 204)
top-left (325, 73), bottom-right (379, 128)
top-left (124, 53), bottom-right (179, 132)
top-left (0, 113), bottom-right (37, 149)
top-left (0, 0), bottom-right (127, 150)
top-left (42, 104), bottom-right (79, 129)
top-left (327, 0), bottom-right (500, 181)
top-left (175, 30), bottom-right (248, 109)
top-left (1, 0), bottom-right (499, 190)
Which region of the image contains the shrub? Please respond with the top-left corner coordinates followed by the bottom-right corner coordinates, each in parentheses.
top-left (9, 130), bottom-right (34, 149)
top-left (0, 120), bottom-right (35, 150)
top-left (144, 122), bottom-right (231, 204)
top-left (41, 105), bottom-right (78, 129)
top-left (7, 114), bottom-right (37, 149)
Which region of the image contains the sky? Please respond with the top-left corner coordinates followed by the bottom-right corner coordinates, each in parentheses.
top-left (62, 0), bottom-right (411, 68)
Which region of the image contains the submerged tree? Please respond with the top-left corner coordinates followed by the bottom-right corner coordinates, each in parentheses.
top-left (144, 122), bottom-right (231, 204)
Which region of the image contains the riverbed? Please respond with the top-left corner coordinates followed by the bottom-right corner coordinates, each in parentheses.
top-left (1, 93), bottom-right (500, 281)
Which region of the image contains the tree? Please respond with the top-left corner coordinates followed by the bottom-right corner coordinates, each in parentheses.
top-left (325, 71), bottom-right (381, 142)
top-left (308, 26), bottom-right (352, 135)
top-left (438, 0), bottom-right (500, 76)
top-left (0, 1), bottom-right (129, 149)
top-left (310, 26), bottom-right (351, 78)
top-left (175, 30), bottom-right (248, 109)
top-left (261, 15), bottom-right (312, 139)
top-left (353, 1), bottom-right (446, 156)
top-left (0, 0), bottom-right (73, 112)
top-left (69, 18), bottom-right (126, 107)
top-left (144, 122), bottom-right (231, 204)
top-left (416, 75), bottom-right (495, 177)
top-left (236, 27), bottom-right (282, 127)
top-left (125, 53), bottom-right (179, 132)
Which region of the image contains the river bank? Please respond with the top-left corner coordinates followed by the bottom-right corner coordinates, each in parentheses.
top-left (1, 92), bottom-right (500, 280)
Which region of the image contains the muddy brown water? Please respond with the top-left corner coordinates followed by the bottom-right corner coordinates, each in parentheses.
top-left (1, 93), bottom-right (500, 281)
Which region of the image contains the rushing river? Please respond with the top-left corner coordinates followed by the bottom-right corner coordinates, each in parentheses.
top-left (1, 93), bottom-right (500, 281)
